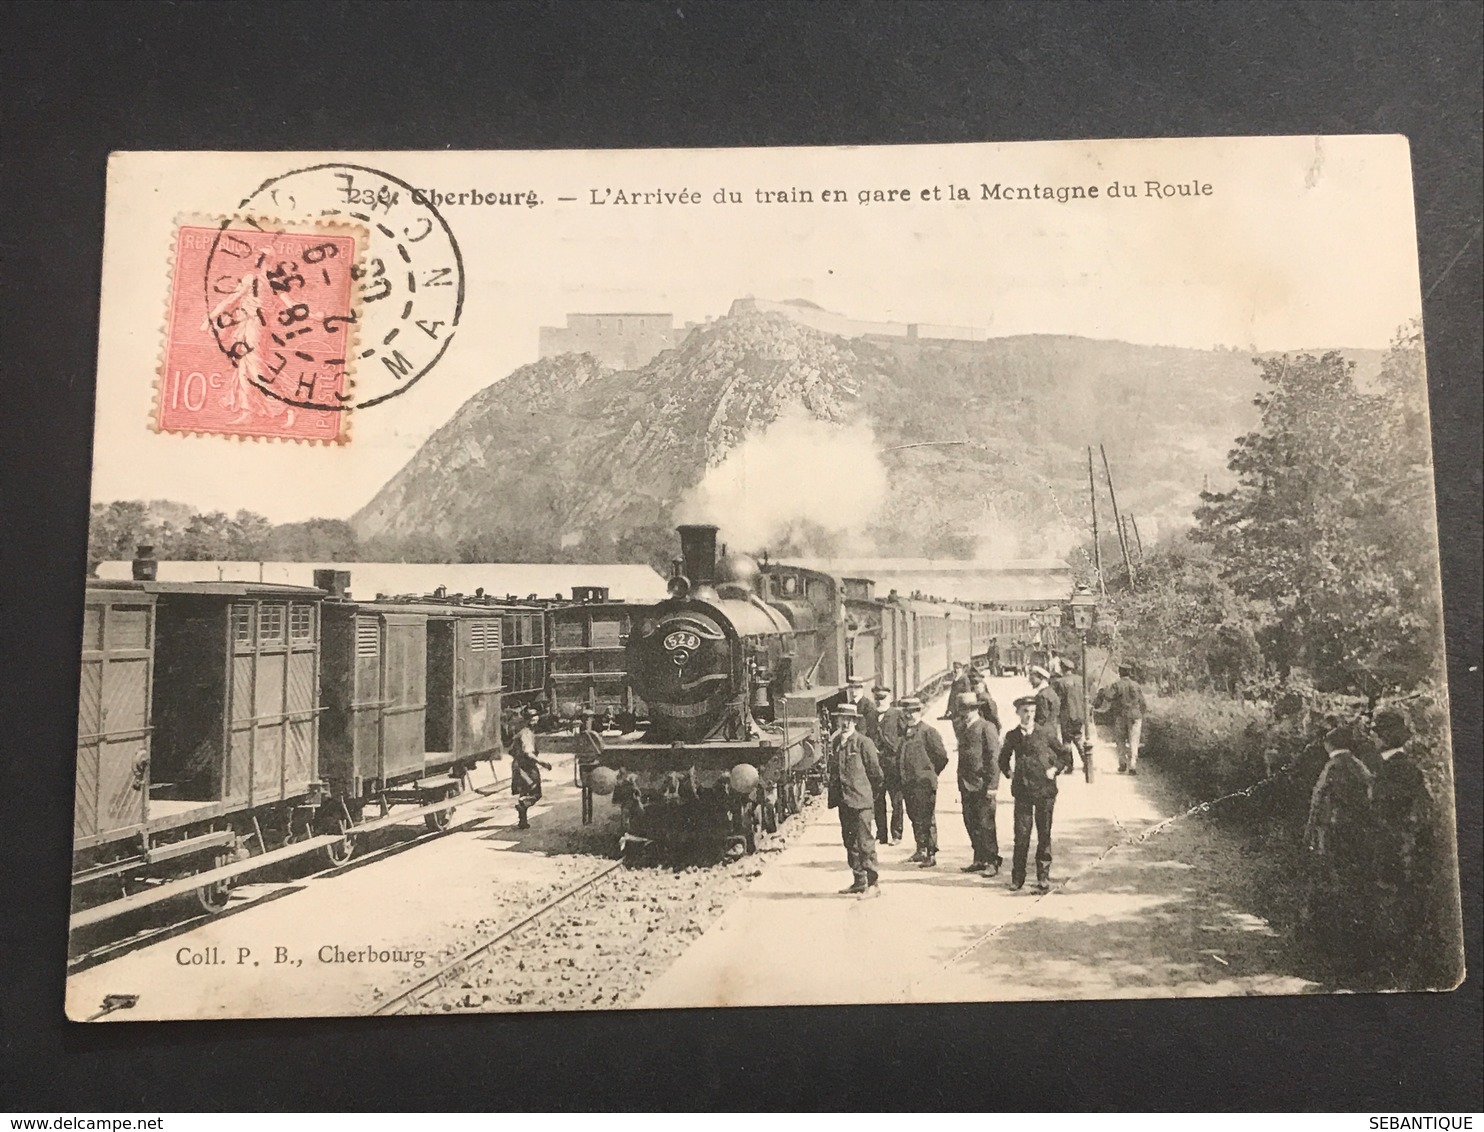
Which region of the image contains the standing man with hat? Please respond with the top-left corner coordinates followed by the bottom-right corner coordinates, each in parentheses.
top-left (1106, 663), bottom-right (1148, 774)
top-left (1369, 708), bottom-right (1433, 982)
top-left (827, 703), bottom-right (884, 897)
top-left (511, 705), bottom-right (554, 830)
top-left (958, 694), bottom-right (1004, 875)
top-left (998, 694), bottom-right (1074, 891)
top-left (849, 678), bottom-right (878, 742)
top-left (1028, 666), bottom-right (1062, 742)
top-left (943, 662), bottom-right (971, 721)
top-left (898, 697), bottom-right (949, 867)
top-left (872, 688), bottom-right (906, 845)
top-left (1051, 658), bottom-right (1088, 774)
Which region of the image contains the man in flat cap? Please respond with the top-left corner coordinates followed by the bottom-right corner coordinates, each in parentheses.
top-left (1105, 663), bottom-right (1148, 774)
top-left (898, 697), bottom-right (950, 867)
top-left (1028, 665), bottom-right (1063, 743)
top-left (1051, 657), bottom-right (1088, 775)
top-left (958, 693), bottom-right (1004, 874)
top-left (850, 678), bottom-right (879, 743)
top-left (870, 687), bottom-right (906, 845)
top-left (943, 662), bottom-right (971, 721)
top-left (827, 702), bottom-right (884, 897)
top-left (998, 694), bottom-right (1075, 891)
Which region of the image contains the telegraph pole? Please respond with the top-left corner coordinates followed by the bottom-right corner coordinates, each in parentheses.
top-left (1100, 444), bottom-right (1136, 586)
top-left (1087, 447), bottom-right (1105, 596)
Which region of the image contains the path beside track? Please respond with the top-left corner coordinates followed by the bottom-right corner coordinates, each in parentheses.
top-left (641, 679), bottom-right (1320, 1008)
top-left (65, 755), bottom-right (599, 1020)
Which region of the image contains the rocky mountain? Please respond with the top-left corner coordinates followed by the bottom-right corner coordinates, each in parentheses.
top-left (351, 309), bottom-right (1384, 564)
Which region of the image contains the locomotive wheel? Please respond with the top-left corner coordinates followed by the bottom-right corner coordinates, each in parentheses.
top-left (195, 849), bottom-right (241, 914)
top-left (761, 798), bottom-right (779, 834)
top-left (322, 817), bottom-right (356, 866)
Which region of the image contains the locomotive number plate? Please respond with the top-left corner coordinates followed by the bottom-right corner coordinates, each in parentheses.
top-left (663, 631), bottom-right (702, 652)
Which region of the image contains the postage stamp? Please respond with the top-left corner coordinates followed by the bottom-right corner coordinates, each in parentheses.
top-left (229, 163), bottom-right (465, 410)
top-left (155, 218), bottom-right (365, 443)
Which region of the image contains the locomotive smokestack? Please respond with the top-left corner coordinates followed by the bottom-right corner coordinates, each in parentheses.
top-left (132, 545), bottom-right (157, 582)
top-left (677, 524), bottom-right (719, 597)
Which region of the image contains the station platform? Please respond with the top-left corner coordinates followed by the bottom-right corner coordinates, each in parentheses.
top-left (640, 680), bottom-right (1318, 1007)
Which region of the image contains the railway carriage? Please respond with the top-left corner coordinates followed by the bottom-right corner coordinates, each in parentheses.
top-left (74, 578), bottom-right (328, 917)
top-left (546, 588), bottom-right (646, 731)
top-left (72, 562), bottom-right (512, 927)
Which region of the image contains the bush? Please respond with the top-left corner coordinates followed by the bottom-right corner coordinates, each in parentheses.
top-left (1140, 692), bottom-right (1289, 799)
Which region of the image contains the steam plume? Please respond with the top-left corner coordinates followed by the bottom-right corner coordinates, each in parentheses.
top-left (676, 406), bottom-right (887, 556)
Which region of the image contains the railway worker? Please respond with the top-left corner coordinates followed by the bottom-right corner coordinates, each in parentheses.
top-left (511, 706), bottom-right (554, 831)
top-left (827, 703), bottom-right (884, 897)
top-left (1368, 709), bottom-right (1431, 979)
top-left (1051, 658), bottom-right (1088, 772)
top-left (944, 662), bottom-right (972, 720)
top-left (986, 638), bottom-right (1001, 677)
top-left (898, 697), bottom-right (949, 868)
top-left (958, 693), bottom-right (1004, 875)
top-left (998, 695), bottom-right (1074, 891)
top-left (851, 678), bottom-right (879, 739)
top-left (1028, 666), bottom-right (1062, 741)
top-left (873, 688), bottom-right (907, 845)
top-left (1105, 663), bottom-right (1148, 774)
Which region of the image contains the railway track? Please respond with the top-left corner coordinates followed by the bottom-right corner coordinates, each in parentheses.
top-left (368, 859), bottom-right (628, 1015)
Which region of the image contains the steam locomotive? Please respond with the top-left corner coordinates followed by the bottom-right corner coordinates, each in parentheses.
top-left (585, 525), bottom-right (1012, 855)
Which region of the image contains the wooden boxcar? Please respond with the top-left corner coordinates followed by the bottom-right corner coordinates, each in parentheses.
top-left (547, 588), bottom-right (645, 727)
top-left (75, 580), bottom-right (326, 901)
top-left (318, 600), bottom-right (503, 812)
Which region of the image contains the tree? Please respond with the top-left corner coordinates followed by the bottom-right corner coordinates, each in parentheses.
top-left (1194, 344), bottom-right (1442, 698)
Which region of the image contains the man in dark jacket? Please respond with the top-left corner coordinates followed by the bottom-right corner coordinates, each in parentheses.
top-left (1369, 709), bottom-right (1432, 980)
top-left (853, 679), bottom-right (879, 741)
top-left (998, 695), bottom-right (1074, 891)
top-left (898, 697), bottom-right (950, 867)
top-left (827, 703), bottom-right (884, 897)
top-left (1029, 666), bottom-right (1062, 741)
top-left (1105, 663), bottom-right (1148, 774)
top-left (873, 688), bottom-right (906, 845)
top-left (958, 694), bottom-right (1004, 875)
top-left (943, 663), bottom-right (971, 720)
top-left (1051, 659), bottom-right (1088, 772)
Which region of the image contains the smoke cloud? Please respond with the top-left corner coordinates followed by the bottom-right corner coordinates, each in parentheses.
top-left (676, 406), bottom-right (888, 556)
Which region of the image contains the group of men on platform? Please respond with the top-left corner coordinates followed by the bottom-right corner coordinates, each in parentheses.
top-left (826, 658), bottom-right (1149, 898)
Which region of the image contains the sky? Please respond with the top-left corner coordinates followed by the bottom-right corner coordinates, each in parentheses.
top-left (91, 136), bottom-right (1424, 523)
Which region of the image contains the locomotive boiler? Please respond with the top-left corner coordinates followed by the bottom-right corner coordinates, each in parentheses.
top-left (592, 525), bottom-right (840, 855)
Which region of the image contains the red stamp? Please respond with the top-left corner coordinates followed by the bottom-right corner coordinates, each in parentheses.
top-left (156, 220), bottom-right (363, 442)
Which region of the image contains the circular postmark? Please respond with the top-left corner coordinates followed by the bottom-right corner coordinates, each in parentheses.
top-left (204, 163), bottom-right (464, 411)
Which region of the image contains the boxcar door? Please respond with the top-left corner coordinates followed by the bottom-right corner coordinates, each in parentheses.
top-left (455, 617), bottom-right (502, 759)
top-left (378, 613), bottom-right (427, 782)
top-left (349, 613), bottom-right (385, 791)
top-left (75, 595), bottom-right (154, 844)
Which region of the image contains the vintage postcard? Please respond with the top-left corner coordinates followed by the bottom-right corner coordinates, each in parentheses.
top-left (67, 138), bottom-right (1463, 1021)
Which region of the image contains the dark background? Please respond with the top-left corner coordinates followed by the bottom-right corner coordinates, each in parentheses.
top-left (2, 0), bottom-right (1479, 1111)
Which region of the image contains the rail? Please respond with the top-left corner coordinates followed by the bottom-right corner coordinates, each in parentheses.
top-left (368, 859), bottom-right (626, 1015)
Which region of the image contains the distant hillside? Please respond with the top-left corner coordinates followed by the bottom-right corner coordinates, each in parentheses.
top-left (351, 310), bottom-right (1383, 563)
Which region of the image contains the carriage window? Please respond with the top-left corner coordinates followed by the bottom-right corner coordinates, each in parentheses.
top-left (110, 605), bottom-right (151, 650)
top-left (259, 604), bottom-right (285, 643)
top-left (506, 616), bottom-right (523, 646)
top-left (289, 604), bottom-right (313, 640)
top-left (782, 576), bottom-right (797, 595)
top-left (555, 620), bottom-right (585, 649)
top-left (231, 604), bottom-right (253, 644)
top-left (469, 620), bottom-right (500, 651)
top-left (590, 619), bottom-right (622, 648)
top-left (529, 615), bottom-right (544, 645)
